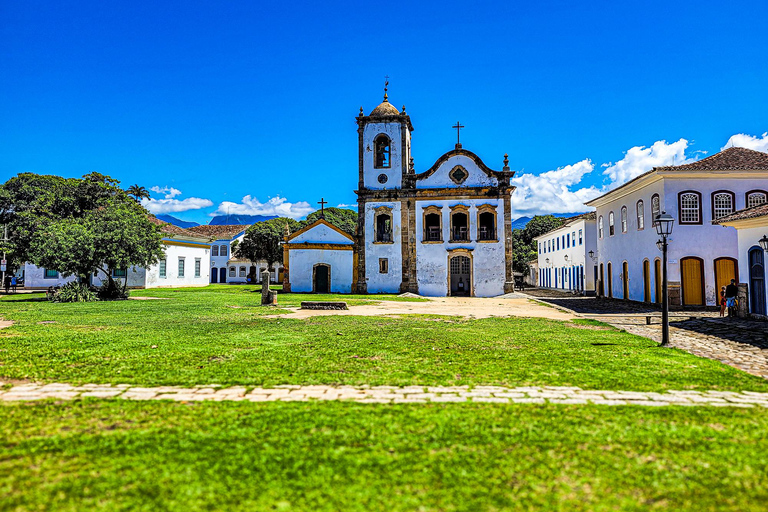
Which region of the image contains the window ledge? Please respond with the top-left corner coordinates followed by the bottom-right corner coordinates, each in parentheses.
top-left (372, 241), bottom-right (395, 245)
top-left (421, 240), bottom-right (444, 244)
top-left (477, 239), bottom-right (499, 243)
top-left (448, 239), bottom-right (471, 244)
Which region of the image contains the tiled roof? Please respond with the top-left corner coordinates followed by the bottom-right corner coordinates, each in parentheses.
top-left (148, 216), bottom-right (197, 238)
top-left (563, 211), bottom-right (597, 223)
top-left (714, 202), bottom-right (768, 224)
top-left (186, 224), bottom-right (250, 240)
top-left (655, 147), bottom-right (768, 171)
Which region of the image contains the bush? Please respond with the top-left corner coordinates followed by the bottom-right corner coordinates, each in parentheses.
top-left (97, 277), bottom-right (129, 300)
top-left (48, 282), bottom-right (98, 303)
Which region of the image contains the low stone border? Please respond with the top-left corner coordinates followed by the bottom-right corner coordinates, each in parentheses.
top-left (2, 383), bottom-right (768, 407)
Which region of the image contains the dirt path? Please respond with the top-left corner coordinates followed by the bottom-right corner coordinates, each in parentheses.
top-left (268, 296), bottom-right (575, 321)
top-left (0, 320), bottom-right (13, 329)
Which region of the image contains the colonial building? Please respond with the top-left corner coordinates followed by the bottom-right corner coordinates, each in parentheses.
top-left (715, 203), bottom-right (768, 317)
top-left (284, 88), bottom-right (516, 296)
top-left (282, 219), bottom-right (355, 293)
top-left (533, 212), bottom-right (597, 294)
top-left (186, 224), bottom-right (283, 284)
top-left (585, 147), bottom-right (768, 306)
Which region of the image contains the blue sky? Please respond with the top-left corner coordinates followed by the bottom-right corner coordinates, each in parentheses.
top-left (2, 0), bottom-right (768, 223)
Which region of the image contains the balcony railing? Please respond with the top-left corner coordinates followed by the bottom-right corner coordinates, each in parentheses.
top-left (478, 226), bottom-right (497, 241)
top-left (451, 227), bottom-right (469, 241)
top-left (424, 226), bottom-right (442, 242)
top-left (375, 231), bottom-right (393, 243)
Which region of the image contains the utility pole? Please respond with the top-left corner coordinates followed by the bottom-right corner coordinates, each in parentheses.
top-left (1, 225), bottom-right (8, 291)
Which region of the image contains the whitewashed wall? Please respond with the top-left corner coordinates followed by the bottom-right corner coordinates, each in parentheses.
top-left (363, 122), bottom-right (403, 190)
top-left (734, 225), bottom-right (768, 314)
top-left (416, 155), bottom-right (496, 189)
top-left (364, 201), bottom-right (402, 293)
top-left (414, 199), bottom-right (505, 297)
top-left (535, 218), bottom-right (596, 292)
top-left (23, 263), bottom-right (78, 289)
top-left (145, 244), bottom-right (210, 288)
top-left (289, 248), bottom-right (354, 293)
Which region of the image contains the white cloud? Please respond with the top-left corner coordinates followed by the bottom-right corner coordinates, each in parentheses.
top-left (150, 186), bottom-right (182, 199)
top-left (510, 159), bottom-right (601, 216)
top-left (602, 139), bottom-right (693, 186)
top-left (142, 196), bottom-right (213, 214)
top-left (722, 132), bottom-right (768, 152)
top-left (213, 195), bottom-right (314, 220)
top-left (336, 204), bottom-right (358, 209)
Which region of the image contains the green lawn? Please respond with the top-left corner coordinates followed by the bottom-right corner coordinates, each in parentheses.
top-left (1, 400), bottom-right (767, 512)
top-left (0, 286), bottom-right (766, 391)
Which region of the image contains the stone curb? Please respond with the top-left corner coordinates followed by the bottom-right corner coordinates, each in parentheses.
top-left (1, 383), bottom-right (768, 407)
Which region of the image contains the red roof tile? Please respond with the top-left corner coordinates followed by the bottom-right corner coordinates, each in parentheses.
top-left (186, 224), bottom-right (250, 239)
top-left (655, 147), bottom-right (768, 171)
top-left (714, 202), bottom-right (768, 224)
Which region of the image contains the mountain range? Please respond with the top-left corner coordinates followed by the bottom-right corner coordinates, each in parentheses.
top-left (510, 212), bottom-right (587, 230)
top-left (157, 213), bottom-right (279, 228)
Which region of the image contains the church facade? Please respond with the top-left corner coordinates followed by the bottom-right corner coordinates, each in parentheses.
top-left (285, 89), bottom-right (516, 297)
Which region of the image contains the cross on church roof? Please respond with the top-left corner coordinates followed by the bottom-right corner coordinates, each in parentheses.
top-left (318, 197), bottom-right (327, 219)
top-left (452, 121), bottom-right (464, 149)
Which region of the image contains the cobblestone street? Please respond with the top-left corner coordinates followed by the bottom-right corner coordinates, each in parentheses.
top-left (524, 290), bottom-right (768, 379)
top-left (2, 382), bottom-right (767, 407)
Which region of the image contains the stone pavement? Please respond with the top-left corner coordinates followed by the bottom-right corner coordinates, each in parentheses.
top-left (523, 291), bottom-right (768, 379)
top-left (2, 382), bottom-right (767, 407)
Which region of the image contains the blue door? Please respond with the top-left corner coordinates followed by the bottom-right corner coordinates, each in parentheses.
top-left (211, 267), bottom-right (218, 283)
top-left (749, 247), bottom-right (766, 316)
top-left (219, 267), bottom-right (227, 284)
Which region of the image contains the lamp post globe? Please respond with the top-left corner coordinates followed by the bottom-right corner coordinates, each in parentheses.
top-left (654, 211), bottom-right (674, 236)
top-left (759, 235), bottom-right (768, 252)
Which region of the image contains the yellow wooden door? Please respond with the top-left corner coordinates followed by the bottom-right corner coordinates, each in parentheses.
top-left (654, 259), bottom-right (661, 304)
top-left (714, 258), bottom-right (737, 301)
top-left (681, 258), bottom-right (704, 305)
top-left (643, 260), bottom-right (651, 303)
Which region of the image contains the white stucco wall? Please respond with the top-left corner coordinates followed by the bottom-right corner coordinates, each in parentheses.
top-left (364, 201), bottom-right (403, 293)
top-left (23, 263), bottom-right (78, 289)
top-left (535, 218), bottom-right (596, 292)
top-left (593, 177), bottom-right (762, 305)
top-left (416, 155), bottom-right (496, 189)
top-left (414, 199), bottom-right (506, 297)
top-left (734, 224), bottom-right (768, 315)
top-left (145, 243), bottom-right (210, 288)
top-left (363, 122), bottom-right (404, 190)
top-left (288, 248), bottom-right (354, 293)
top-left (291, 224), bottom-right (352, 244)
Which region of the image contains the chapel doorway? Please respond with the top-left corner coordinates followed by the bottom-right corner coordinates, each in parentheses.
top-left (219, 267), bottom-right (227, 284)
top-left (313, 264), bottom-right (330, 293)
top-left (643, 260), bottom-right (651, 303)
top-left (681, 257), bottom-right (705, 306)
top-left (654, 259), bottom-right (661, 304)
top-left (449, 255), bottom-right (471, 296)
top-left (749, 247), bottom-right (766, 316)
top-left (714, 257), bottom-right (738, 303)
top-left (622, 261), bottom-right (629, 300)
top-left (211, 267), bottom-right (218, 283)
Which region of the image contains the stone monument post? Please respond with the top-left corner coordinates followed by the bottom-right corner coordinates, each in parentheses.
top-left (261, 268), bottom-right (278, 305)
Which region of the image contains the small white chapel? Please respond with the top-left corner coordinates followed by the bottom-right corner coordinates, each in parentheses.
top-left (283, 86), bottom-right (516, 297)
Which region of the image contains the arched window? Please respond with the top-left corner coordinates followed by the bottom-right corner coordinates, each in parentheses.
top-left (375, 211), bottom-right (392, 243)
top-left (620, 206), bottom-right (628, 233)
top-left (598, 216), bottom-right (604, 238)
top-left (746, 190), bottom-right (768, 208)
top-left (608, 212), bottom-right (615, 236)
top-left (651, 194), bottom-right (660, 226)
top-left (678, 191), bottom-right (702, 224)
top-left (239, 266), bottom-right (246, 277)
top-left (211, 245), bottom-right (219, 257)
top-left (220, 245), bottom-right (228, 257)
top-left (450, 205), bottom-right (469, 241)
top-left (229, 267), bottom-right (236, 277)
top-left (422, 206), bottom-right (442, 242)
top-left (374, 134), bottom-right (391, 168)
top-left (636, 200), bottom-right (644, 230)
top-left (477, 204), bottom-right (497, 241)
top-left (712, 191), bottom-right (735, 220)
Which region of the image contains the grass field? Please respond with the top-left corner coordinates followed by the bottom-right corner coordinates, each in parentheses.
top-left (2, 285), bottom-right (767, 511)
top-left (0, 286), bottom-right (765, 391)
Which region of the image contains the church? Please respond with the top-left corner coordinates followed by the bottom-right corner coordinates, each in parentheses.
top-left (283, 87), bottom-right (516, 297)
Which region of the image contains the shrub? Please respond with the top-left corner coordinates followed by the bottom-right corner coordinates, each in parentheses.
top-left (48, 282), bottom-right (98, 303)
top-left (97, 277), bottom-right (130, 300)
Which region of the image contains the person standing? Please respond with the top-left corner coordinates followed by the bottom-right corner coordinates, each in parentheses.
top-left (719, 286), bottom-right (727, 317)
top-left (10, 276), bottom-right (17, 293)
top-left (725, 279), bottom-right (739, 318)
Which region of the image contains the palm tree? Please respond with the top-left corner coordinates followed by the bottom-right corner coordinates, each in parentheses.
top-left (127, 185), bottom-right (150, 202)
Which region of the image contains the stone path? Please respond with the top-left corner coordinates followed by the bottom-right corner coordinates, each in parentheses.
top-left (523, 291), bottom-right (768, 380)
top-left (2, 383), bottom-right (767, 407)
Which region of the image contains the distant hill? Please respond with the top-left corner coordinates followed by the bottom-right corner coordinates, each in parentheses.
top-left (208, 214), bottom-right (278, 226)
top-left (156, 214), bottom-right (200, 228)
top-left (511, 212), bottom-right (587, 230)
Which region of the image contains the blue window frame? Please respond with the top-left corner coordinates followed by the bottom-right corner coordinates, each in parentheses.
top-left (579, 229), bottom-right (583, 245)
top-left (44, 269), bottom-right (59, 279)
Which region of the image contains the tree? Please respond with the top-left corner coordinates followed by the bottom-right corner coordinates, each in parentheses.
top-left (1, 172), bottom-right (165, 295)
top-left (304, 207), bottom-right (357, 235)
top-left (235, 217), bottom-right (302, 272)
top-left (127, 184), bottom-right (150, 202)
top-left (512, 215), bottom-right (566, 274)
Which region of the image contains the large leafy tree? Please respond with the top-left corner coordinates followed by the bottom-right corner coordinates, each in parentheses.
top-left (0, 172), bottom-right (164, 289)
top-left (304, 207), bottom-right (357, 235)
top-left (235, 217), bottom-right (302, 272)
top-left (512, 215), bottom-right (566, 274)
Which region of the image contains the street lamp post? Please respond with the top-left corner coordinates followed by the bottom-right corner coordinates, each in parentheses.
top-left (655, 211), bottom-right (675, 347)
